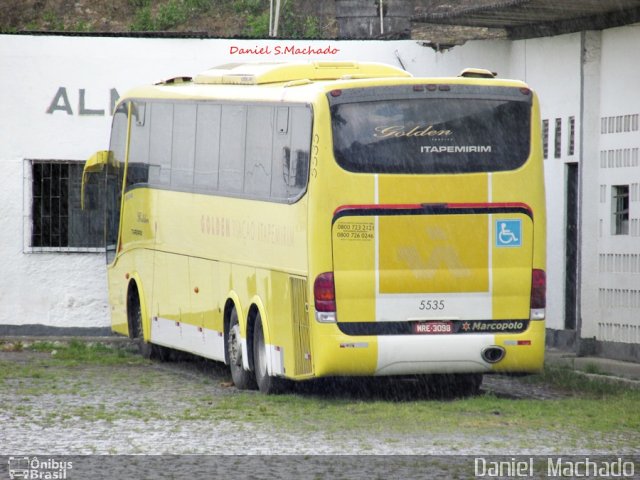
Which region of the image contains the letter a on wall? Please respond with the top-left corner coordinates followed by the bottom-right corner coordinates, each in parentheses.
top-left (46, 87), bottom-right (73, 115)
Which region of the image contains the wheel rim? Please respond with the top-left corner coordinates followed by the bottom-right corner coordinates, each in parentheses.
top-left (229, 324), bottom-right (242, 367)
top-left (256, 330), bottom-right (267, 378)
top-left (133, 303), bottom-right (142, 338)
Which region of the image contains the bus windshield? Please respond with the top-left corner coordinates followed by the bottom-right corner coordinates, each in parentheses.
top-left (330, 87), bottom-right (532, 174)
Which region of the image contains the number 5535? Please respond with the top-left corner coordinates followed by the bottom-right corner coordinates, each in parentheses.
top-left (419, 300), bottom-right (445, 311)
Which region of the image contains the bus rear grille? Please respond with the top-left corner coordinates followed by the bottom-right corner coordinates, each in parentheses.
top-left (290, 277), bottom-right (312, 376)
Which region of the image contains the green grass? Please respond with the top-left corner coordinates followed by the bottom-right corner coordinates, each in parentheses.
top-left (1, 342), bottom-right (638, 451)
top-left (195, 387), bottom-right (639, 437)
top-left (521, 364), bottom-right (633, 396)
top-left (27, 339), bottom-right (145, 366)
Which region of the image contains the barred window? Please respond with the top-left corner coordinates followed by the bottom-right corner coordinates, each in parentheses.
top-left (30, 160), bottom-right (104, 251)
top-left (554, 118), bottom-right (562, 159)
top-left (568, 116), bottom-right (575, 156)
top-left (542, 119), bottom-right (549, 160)
top-left (612, 185), bottom-right (629, 236)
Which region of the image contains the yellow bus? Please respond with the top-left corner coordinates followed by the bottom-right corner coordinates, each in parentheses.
top-left (84, 61), bottom-right (546, 394)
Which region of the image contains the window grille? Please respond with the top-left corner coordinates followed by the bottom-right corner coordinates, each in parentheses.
top-left (554, 118), bottom-right (562, 159)
top-left (612, 185), bottom-right (629, 236)
top-left (30, 160), bottom-right (104, 251)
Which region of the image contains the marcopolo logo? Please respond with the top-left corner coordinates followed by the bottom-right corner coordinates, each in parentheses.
top-left (461, 320), bottom-right (526, 333)
top-left (8, 457), bottom-right (72, 480)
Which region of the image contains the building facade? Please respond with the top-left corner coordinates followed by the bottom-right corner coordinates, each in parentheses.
top-left (0, 28), bottom-right (638, 360)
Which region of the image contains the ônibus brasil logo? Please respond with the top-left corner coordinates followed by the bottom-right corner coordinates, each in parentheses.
top-left (8, 457), bottom-right (73, 479)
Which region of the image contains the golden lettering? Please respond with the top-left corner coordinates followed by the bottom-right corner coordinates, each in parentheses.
top-left (374, 125), bottom-right (452, 138)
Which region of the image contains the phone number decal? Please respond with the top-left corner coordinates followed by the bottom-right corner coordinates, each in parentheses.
top-left (335, 222), bottom-right (374, 241)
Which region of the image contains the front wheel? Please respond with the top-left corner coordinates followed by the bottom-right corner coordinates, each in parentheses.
top-left (227, 308), bottom-right (256, 390)
top-left (127, 286), bottom-right (157, 359)
top-left (253, 313), bottom-right (289, 394)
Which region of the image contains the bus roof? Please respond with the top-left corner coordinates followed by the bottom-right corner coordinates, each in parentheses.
top-left (120, 61), bottom-right (532, 104)
top-left (193, 61), bottom-right (411, 85)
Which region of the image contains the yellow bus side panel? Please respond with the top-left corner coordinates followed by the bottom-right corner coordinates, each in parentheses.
top-left (187, 257), bottom-right (221, 331)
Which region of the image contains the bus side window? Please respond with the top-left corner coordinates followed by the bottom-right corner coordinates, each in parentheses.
top-left (293, 150), bottom-right (309, 188)
top-left (171, 103), bottom-right (197, 188)
top-left (149, 102), bottom-right (173, 186)
top-left (127, 101), bottom-right (151, 187)
top-left (219, 105), bottom-right (246, 194)
top-left (276, 107), bottom-right (289, 134)
top-left (286, 106), bottom-right (312, 200)
top-left (271, 108), bottom-right (292, 201)
top-left (194, 104), bottom-right (221, 191)
top-left (282, 148), bottom-right (308, 190)
top-left (245, 106), bottom-right (274, 198)
top-left (282, 146), bottom-right (292, 186)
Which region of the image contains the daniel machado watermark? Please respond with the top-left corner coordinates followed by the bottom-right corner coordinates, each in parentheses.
top-left (474, 456), bottom-right (636, 478)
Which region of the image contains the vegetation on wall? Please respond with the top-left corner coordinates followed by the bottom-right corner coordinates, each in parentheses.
top-left (0, 0), bottom-right (332, 38)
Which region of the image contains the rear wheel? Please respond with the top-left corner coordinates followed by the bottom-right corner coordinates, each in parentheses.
top-left (227, 307), bottom-right (256, 390)
top-left (253, 313), bottom-right (289, 394)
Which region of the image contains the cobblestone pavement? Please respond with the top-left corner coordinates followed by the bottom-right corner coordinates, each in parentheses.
top-left (0, 349), bottom-right (635, 460)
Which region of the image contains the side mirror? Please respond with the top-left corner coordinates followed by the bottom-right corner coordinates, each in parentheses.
top-left (81, 150), bottom-right (113, 210)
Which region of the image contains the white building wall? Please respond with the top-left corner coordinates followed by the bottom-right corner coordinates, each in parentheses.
top-left (588, 25), bottom-right (640, 344)
top-left (508, 34), bottom-right (583, 331)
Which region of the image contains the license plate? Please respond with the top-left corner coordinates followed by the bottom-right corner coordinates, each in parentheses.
top-left (413, 321), bottom-right (453, 334)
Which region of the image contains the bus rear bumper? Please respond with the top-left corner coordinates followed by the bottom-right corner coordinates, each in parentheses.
top-left (311, 320), bottom-right (545, 377)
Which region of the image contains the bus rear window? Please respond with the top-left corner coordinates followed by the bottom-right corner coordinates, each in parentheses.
top-left (330, 91), bottom-right (531, 174)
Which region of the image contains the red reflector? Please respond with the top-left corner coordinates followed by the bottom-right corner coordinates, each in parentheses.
top-left (426, 84), bottom-right (437, 91)
top-left (518, 340), bottom-right (532, 346)
top-left (330, 89), bottom-right (342, 97)
top-left (520, 87), bottom-right (531, 95)
top-left (314, 272), bottom-right (336, 312)
top-left (413, 85), bottom-right (424, 92)
top-left (530, 269), bottom-right (546, 309)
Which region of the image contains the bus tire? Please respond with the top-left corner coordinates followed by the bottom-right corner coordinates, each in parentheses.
top-left (253, 313), bottom-right (289, 394)
top-left (127, 284), bottom-right (169, 361)
top-left (227, 307), bottom-right (257, 390)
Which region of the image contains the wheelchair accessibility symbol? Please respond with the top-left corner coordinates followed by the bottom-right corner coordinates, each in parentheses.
top-left (496, 219), bottom-right (522, 247)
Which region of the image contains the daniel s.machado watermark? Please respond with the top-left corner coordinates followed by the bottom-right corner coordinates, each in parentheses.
top-left (229, 44), bottom-right (340, 56)
top-left (474, 456), bottom-right (636, 478)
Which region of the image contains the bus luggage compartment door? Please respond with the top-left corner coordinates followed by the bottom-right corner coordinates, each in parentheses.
top-left (331, 206), bottom-right (534, 325)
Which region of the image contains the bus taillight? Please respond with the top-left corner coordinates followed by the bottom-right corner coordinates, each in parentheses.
top-left (530, 269), bottom-right (546, 320)
top-left (314, 272), bottom-right (337, 322)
